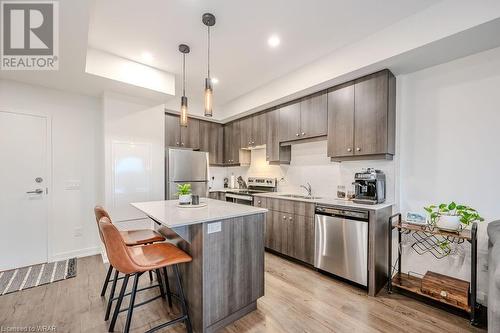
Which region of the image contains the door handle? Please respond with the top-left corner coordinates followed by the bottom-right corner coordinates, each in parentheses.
top-left (27, 188), bottom-right (43, 194)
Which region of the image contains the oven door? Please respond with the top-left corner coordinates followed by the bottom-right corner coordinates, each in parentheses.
top-left (225, 193), bottom-right (253, 205)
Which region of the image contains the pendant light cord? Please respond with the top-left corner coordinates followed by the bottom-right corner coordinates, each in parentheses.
top-left (182, 53), bottom-right (186, 96)
top-left (207, 26), bottom-right (211, 78)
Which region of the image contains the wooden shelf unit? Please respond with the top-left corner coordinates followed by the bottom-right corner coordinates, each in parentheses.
top-left (387, 214), bottom-right (480, 326)
top-left (391, 272), bottom-right (471, 313)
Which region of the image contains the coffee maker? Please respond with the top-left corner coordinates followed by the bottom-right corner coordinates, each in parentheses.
top-left (352, 168), bottom-right (386, 204)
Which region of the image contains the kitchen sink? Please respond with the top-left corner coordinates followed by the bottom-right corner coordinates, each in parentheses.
top-left (278, 194), bottom-right (322, 200)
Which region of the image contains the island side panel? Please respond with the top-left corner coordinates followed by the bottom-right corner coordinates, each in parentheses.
top-left (203, 213), bottom-right (265, 332)
top-left (155, 223), bottom-right (205, 333)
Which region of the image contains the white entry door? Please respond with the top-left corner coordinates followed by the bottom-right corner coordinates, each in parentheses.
top-left (0, 111), bottom-right (49, 271)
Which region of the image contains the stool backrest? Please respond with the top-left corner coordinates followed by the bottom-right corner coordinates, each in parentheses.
top-left (94, 206), bottom-right (111, 243)
top-left (98, 217), bottom-right (139, 274)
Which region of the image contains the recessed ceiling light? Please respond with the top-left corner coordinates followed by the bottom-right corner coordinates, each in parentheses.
top-left (211, 77), bottom-right (219, 84)
top-left (268, 35), bottom-right (280, 48)
top-left (141, 51), bottom-right (154, 63)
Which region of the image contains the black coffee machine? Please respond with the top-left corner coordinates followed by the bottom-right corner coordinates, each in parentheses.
top-left (352, 168), bottom-right (386, 204)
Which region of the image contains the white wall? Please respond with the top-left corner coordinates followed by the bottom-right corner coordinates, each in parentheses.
top-left (398, 46), bottom-right (500, 303)
top-left (102, 93), bottom-right (165, 227)
top-left (0, 79), bottom-right (102, 260)
top-left (220, 0), bottom-right (500, 119)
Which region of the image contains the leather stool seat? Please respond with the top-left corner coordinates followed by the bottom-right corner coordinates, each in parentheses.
top-left (99, 217), bottom-right (193, 333)
top-left (120, 229), bottom-right (165, 246)
top-left (128, 243), bottom-right (192, 271)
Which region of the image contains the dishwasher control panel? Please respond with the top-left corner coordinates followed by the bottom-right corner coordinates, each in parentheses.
top-left (315, 205), bottom-right (369, 221)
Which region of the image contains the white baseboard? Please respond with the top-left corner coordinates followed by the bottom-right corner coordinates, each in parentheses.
top-left (49, 246), bottom-right (101, 262)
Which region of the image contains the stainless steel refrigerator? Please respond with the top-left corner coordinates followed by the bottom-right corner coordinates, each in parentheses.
top-left (166, 148), bottom-right (209, 200)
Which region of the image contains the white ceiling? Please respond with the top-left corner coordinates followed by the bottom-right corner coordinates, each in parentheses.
top-left (88, 0), bottom-right (440, 107)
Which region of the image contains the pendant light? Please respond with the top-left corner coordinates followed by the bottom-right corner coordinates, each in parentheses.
top-left (179, 44), bottom-right (190, 127)
top-left (202, 13), bottom-right (216, 117)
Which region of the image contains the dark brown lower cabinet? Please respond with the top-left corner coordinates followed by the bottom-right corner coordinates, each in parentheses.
top-left (260, 197), bottom-right (314, 265)
top-left (288, 214), bottom-right (314, 264)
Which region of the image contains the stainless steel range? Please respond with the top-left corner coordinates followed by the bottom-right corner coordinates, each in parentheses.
top-left (225, 177), bottom-right (277, 205)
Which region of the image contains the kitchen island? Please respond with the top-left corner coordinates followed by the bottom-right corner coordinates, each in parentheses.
top-left (131, 199), bottom-right (267, 333)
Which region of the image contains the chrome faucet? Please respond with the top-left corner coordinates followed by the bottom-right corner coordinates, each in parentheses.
top-left (300, 182), bottom-right (312, 196)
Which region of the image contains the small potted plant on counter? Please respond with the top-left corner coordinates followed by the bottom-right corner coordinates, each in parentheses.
top-left (424, 202), bottom-right (484, 231)
top-left (177, 183), bottom-right (192, 205)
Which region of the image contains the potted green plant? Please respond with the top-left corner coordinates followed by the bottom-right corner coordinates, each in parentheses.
top-left (424, 202), bottom-right (484, 231)
top-left (177, 183), bottom-right (192, 205)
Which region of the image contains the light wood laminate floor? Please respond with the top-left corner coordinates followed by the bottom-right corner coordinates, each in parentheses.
top-left (0, 253), bottom-right (484, 333)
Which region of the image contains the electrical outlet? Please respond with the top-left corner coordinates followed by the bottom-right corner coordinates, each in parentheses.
top-left (74, 227), bottom-right (83, 237)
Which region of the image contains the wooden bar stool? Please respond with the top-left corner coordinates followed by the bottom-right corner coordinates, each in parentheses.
top-left (94, 206), bottom-right (169, 305)
top-left (99, 217), bottom-right (193, 333)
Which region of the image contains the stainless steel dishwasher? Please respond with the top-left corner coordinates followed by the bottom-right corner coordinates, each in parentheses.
top-left (314, 205), bottom-right (369, 286)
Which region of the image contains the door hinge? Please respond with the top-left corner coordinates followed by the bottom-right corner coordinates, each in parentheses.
top-left (46, 187), bottom-right (49, 195)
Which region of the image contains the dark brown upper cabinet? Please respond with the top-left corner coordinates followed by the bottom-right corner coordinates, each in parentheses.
top-left (278, 102), bottom-right (301, 142)
top-left (165, 113), bottom-right (182, 148)
top-left (224, 120), bottom-right (250, 165)
top-left (265, 109), bottom-right (291, 164)
top-left (199, 120), bottom-right (223, 165)
top-left (240, 113), bottom-right (266, 148)
top-left (279, 92), bottom-right (327, 142)
top-left (165, 113), bottom-right (200, 150)
top-left (327, 82), bottom-right (355, 158)
top-left (180, 118), bottom-right (200, 150)
top-left (165, 114), bottom-right (200, 149)
top-left (239, 117), bottom-right (253, 148)
top-left (252, 112), bottom-right (266, 146)
top-left (327, 70), bottom-right (395, 161)
top-left (299, 92), bottom-right (328, 139)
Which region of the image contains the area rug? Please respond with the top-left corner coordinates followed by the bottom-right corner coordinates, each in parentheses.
top-left (0, 258), bottom-right (77, 295)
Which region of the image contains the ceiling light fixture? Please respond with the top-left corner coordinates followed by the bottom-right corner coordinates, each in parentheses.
top-left (268, 35), bottom-right (280, 48)
top-left (141, 51), bottom-right (154, 63)
top-left (202, 13), bottom-right (216, 117)
top-left (179, 44), bottom-right (190, 127)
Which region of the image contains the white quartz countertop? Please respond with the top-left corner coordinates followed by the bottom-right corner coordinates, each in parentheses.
top-left (253, 192), bottom-right (393, 211)
top-left (131, 198), bottom-right (267, 228)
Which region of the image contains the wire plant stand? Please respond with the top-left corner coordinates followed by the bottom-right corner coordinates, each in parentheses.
top-left (404, 225), bottom-right (466, 259)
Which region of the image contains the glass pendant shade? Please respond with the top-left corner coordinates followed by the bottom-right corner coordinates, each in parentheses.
top-left (180, 96), bottom-right (188, 127)
top-left (204, 78), bottom-right (213, 117)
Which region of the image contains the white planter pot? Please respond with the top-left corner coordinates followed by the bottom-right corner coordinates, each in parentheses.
top-left (436, 215), bottom-right (462, 231)
top-left (178, 194), bottom-right (192, 205)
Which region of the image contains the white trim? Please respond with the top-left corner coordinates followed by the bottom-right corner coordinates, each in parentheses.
top-left (49, 246), bottom-right (101, 262)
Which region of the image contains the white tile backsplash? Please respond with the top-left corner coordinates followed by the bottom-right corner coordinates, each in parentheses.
top-left (209, 140), bottom-right (395, 201)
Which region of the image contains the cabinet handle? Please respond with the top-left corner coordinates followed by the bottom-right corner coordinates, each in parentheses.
top-left (347, 148), bottom-right (352, 152)
top-left (289, 216), bottom-right (292, 221)
top-left (296, 133), bottom-right (299, 137)
top-left (283, 216), bottom-right (286, 220)
top-left (356, 147), bottom-right (361, 152)
top-left (176, 142), bottom-right (179, 145)
top-left (301, 132), bottom-right (305, 136)
top-left (181, 142), bottom-right (185, 146)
